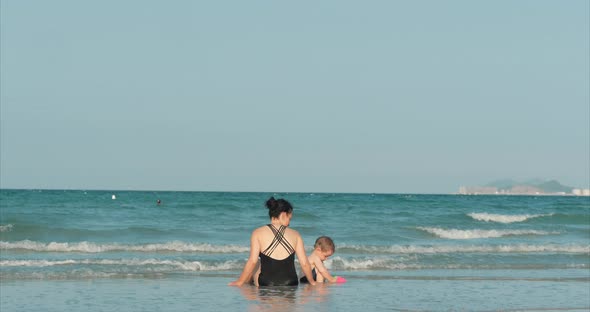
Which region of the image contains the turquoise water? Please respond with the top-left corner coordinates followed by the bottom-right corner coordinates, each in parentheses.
top-left (1, 189), bottom-right (589, 311)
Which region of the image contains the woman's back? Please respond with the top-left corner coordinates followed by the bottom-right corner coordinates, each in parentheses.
top-left (256, 225), bottom-right (299, 260)
top-left (256, 224), bottom-right (299, 286)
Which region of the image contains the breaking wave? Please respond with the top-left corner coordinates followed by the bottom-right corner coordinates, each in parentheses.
top-left (417, 227), bottom-right (559, 239)
top-left (468, 213), bottom-right (553, 223)
top-left (0, 224), bottom-right (14, 232)
top-left (3, 240), bottom-right (587, 254)
top-left (0, 240), bottom-right (249, 253)
top-left (0, 258), bottom-right (243, 271)
top-left (327, 257), bottom-right (588, 271)
top-left (338, 244), bottom-right (589, 254)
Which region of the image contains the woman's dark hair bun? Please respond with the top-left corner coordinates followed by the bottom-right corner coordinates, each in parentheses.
top-left (265, 197), bottom-right (277, 210)
top-left (265, 197), bottom-right (293, 219)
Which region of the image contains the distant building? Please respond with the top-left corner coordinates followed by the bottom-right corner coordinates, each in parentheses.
top-left (572, 189), bottom-right (590, 196)
top-left (510, 185), bottom-right (543, 195)
top-left (458, 186), bottom-right (498, 195)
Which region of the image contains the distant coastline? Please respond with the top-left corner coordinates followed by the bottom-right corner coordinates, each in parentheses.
top-left (459, 179), bottom-right (590, 196)
top-left (1, 184), bottom-right (589, 196)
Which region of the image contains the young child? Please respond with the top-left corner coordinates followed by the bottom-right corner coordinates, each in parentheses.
top-left (300, 236), bottom-right (345, 283)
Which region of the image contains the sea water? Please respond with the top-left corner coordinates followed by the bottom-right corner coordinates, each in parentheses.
top-left (1, 190), bottom-right (589, 311)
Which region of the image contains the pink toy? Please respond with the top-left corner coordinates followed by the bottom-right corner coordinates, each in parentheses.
top-left (335, 276), bottom-right (347, 283)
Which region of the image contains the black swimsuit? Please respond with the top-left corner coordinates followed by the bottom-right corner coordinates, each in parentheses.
top-left (257, 224), bottom-right (299, 286)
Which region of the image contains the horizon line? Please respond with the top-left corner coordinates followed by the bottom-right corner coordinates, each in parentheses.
top-left (1, 187), bottom-right (586, 197)
top-left (0, 187), bottom-right (460, 196)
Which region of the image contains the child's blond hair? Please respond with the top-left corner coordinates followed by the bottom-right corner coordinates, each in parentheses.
top-left (314, 236), bottom-right (335, 253)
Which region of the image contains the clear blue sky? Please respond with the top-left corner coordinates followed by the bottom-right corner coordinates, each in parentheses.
top-left (1, 1), bottom-right (589, 193)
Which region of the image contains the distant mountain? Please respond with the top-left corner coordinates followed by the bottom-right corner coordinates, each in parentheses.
top-left (523, 178), bottom-right (549, 185)
top-left (485, 179), bottom-right (519, 190)
top-left (485, 179), bottom-right (573, 193)
top-left (534, 180), bottom-right (573, 193)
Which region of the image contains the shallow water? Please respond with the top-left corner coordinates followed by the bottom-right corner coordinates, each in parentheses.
top-left (2, 274), bottom-right (589, 311)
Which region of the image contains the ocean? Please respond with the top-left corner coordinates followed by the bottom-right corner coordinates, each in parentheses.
top-left (1, 189), bottom-right (589, 311)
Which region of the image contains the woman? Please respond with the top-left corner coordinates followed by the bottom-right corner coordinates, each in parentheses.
top-left (229, 197), bottom-right (316, 286)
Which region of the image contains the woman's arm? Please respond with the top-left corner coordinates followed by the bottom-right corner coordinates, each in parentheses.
top-left (229, 230), bottom-right (260, 286)
top-left (315, 259), bottom-right (337, 283)
top-left (294, 232), bottom-right (317, 286)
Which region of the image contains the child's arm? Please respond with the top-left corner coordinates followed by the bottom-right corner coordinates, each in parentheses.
top-left (315, 259), bottom-right (338, 283)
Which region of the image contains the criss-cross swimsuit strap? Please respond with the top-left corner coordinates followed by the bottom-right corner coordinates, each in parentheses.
top-left (261, 224), bottom-right (295, 256)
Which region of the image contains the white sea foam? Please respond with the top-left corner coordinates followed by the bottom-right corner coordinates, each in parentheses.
top-left (0, 258), bottom-right (243, 271)
top-left (416, 227), bottom-right (559, 240)
top-left (0, 260), bottom-right (78, 267)
top-left (328, 257), bottom-right (590, 271)
top-left (328, 257), bottom-right (442, 270)
top-left (0, 240), bottom-right (249, 253)
top-left (468, 212), bottom-right (553, 223)
top-left (331, 257), bottom-right (400, 270)
top-left (3, 240), bottom-right (586, 255)
top-left (0, 224), bottom-right (14, 232)
top-left (2, 258), bottom-right (588, 274)
top-left (339, 244), bottom-right (590, 254)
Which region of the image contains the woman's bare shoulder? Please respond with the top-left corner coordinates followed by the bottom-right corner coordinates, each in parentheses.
top-left (285, 227), bottom-right (301, 237)
top-left (252, 225), bottom-right (271, 235)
